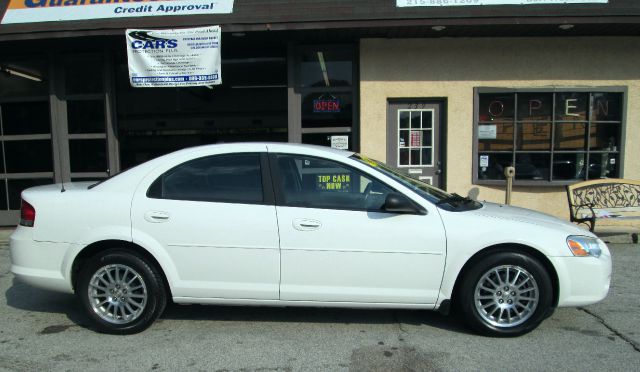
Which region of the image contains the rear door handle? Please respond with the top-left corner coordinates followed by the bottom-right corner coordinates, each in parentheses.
top-left (293, 218), bottom-right (322, 231)
top-left (144, 211), bottom-right (170, 223)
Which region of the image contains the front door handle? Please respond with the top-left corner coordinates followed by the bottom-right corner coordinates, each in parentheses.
top-left (293, 218), bottom-right (322, 231)
top-left (144, 211), bottom-right (170, 223)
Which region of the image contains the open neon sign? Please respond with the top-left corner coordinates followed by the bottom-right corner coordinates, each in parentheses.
top-left (313, 99), bottom-right (341, 113)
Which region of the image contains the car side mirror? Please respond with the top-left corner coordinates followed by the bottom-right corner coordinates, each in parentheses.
top-left (383, 193), bottom-right (426, 215)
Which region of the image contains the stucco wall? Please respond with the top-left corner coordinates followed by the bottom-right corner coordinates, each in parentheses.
top-left (360, 37), bottom-right (640, 219)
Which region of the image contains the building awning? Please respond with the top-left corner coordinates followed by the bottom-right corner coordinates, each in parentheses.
top-left (1, 0), bottom-right (640, 41)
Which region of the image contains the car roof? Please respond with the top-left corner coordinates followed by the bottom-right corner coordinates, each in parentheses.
top-left (165, 142), bottom-right (355, 158)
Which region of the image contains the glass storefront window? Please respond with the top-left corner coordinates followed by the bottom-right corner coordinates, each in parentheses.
top-left (67, 100), bottom-right (106, 134)
top-left (478, 93), bottom-right (514, 122)
top-left (479, 122), bottom-right (514, 151)
top-left (555, 93), bottom-right (588, 121)
top-left (299, 49), bottom-right (353, 88)
top-left (0, 60), bottom-right (47, 98)
top-left (298, 46), bottom-right (356, 151)
top-left (65, 59), bottom-right (103, 95)
top-left (1, 101), bottom-right (50, 135)
top-left (517, 93), bottom-right (553, 121)
top-left (554, 123), bottom-right (587, 151)
top-left (516, 123), bottom-right (550, 151)
top-left (69, 139), bottom-right (107, 173)
top-left (4, 140), bottom-right (53, 173)
top-left (591, 93), bottom-right (622, 121)
top-left (477, 153), bottom-right (513, 181)
top-left (475, 90), bottom-right (623, 184)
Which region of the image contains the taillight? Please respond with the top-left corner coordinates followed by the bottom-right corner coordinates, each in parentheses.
top-left (20, 199), bottom-right (35, 227)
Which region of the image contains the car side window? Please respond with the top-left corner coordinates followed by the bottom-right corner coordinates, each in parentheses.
top-left (147, 153), bottom-right (263, 204)
top-left (275, 154), bottom-right (393, 211)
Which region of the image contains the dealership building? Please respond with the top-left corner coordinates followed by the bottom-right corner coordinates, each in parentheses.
top-left (0, 0), bottom-right (638, 225)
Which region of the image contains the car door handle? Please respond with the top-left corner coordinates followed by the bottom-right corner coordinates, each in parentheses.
top-left (144, 211), bottom-right (170, 223)
top-left (293, 218), bottom-right (322, 231)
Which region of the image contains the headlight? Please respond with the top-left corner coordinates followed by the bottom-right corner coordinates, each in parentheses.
top-left (566, 236), bottom-right (602, 258)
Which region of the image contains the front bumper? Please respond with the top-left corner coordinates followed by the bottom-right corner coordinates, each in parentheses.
top-left (9, 227), bottom-right (73, 293)
top-left (551, 245), bottom-right (612, 307)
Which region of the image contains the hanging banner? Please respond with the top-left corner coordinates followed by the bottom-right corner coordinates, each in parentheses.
top-left (1, 0), bottom-right (234, 25)
top-left (126, 26), bottom-right (222, 88)
top-left (397, 0), bottom-right (607, 6)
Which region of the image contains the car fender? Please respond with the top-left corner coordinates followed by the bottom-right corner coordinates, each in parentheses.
top-left (61, 225), bottom-right (134, 283)
top-left (130, 228), bottom-right (181, 292)
top-left (436, 210), bottom-right (570, 303)
top-left (437, 238), bottom-right (554, 303)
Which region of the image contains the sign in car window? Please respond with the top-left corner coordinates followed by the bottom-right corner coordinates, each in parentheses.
top-left (396, 0), bottom-right (607, 7)
top-left (1, 0), bottom-right (234, 24)
top-left (126, 26), bottom-right (222, 88)
top-left (316, 174), bottom-right (351, 192)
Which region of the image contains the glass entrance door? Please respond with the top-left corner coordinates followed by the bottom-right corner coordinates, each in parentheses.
top-left (387, 100), bottom-right (445, 188)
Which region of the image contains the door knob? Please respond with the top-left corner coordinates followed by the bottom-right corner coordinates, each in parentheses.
top-left (144, 211), bottom-right (170, 223)
top-left (293, 218), bottom-right (322, 231)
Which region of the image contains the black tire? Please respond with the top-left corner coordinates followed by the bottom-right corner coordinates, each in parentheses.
top-left (458, 251), bottom-right (553, 337)
top-left (77, 249), bottom-right (167, 335)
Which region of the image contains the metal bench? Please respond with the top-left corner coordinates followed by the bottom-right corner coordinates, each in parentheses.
top-left (566, 179), bottom-right (640, 242)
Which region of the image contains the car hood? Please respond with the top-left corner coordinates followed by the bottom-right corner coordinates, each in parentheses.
top-left (471, 202), bottom-right (592, 236)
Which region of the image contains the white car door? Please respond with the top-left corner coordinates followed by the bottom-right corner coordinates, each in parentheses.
top-left (271, 152), bottom-right (447, 305)
top-left (131, 151), bottom-right (280, 300)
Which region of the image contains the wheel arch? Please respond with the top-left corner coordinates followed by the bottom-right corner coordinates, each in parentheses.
top-left (70, 239), bottom-right (172, 299)
top-left (450, 243), bottom-right (560, 309)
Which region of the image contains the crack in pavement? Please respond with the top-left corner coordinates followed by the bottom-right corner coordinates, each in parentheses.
top-left (392, 311), bottom-right (409, 342)
top-left (579, 307), bottom-right (640, 353)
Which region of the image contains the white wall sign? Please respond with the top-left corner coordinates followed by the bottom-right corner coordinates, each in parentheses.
top-left (480, 155), bottom-right (490, 168)
top-left (397, 0), bottom-right (607, 7)
top-left (2, 0), bottom-right (234, 24)
top-left (126, 26), bottom-right (222, 88)
top-left (330, 135), bottom-right (349, 150)
top-left (478, 125), bottom-right (497, 140)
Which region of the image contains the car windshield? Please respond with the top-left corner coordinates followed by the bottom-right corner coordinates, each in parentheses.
top-left (351, 153), bottom-right (481, 210)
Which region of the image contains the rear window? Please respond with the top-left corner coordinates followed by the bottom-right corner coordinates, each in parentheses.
top-left (147, 153), bottom-right (263, 204)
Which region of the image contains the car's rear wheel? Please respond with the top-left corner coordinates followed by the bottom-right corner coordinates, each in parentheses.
top-left (77, 249), bottom-right (167, 334)
top-left (459, 251), bottom-right (553, 337)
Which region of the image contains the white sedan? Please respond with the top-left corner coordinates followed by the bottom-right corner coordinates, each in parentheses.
top-left (10, 143), bottom-right (611, 336)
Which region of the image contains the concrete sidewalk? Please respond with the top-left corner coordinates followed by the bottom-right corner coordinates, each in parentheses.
top-left (0, 228), bottom-right (12, 244)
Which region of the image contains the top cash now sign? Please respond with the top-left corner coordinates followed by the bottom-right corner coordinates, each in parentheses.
top-left (1, 0), bottom-right (234, 24)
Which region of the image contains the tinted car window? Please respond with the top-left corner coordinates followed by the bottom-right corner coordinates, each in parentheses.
top-left (275, 154), bottom-right (393, 211)
top-left (148, 153), bottom-right (263, 203)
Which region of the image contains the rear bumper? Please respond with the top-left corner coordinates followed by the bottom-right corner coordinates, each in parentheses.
top-left (9, 227), bottom-right (73, 294)
top-left (551, 247), bottom-right (612, 307)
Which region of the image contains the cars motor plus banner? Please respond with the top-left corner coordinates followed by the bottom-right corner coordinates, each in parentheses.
top-left (126, 26), bottom-right (222, 88)
top-left (1, 0), bottom-right (234, 24)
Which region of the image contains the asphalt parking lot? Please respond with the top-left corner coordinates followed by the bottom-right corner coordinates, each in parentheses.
top-left (1, 236), bottom-right (639, 372)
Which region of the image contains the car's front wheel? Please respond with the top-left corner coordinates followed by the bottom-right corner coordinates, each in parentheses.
top-left (77, 249), bottom-right (167, 334)
top-left (459, 251), bottom-right (553, 337)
